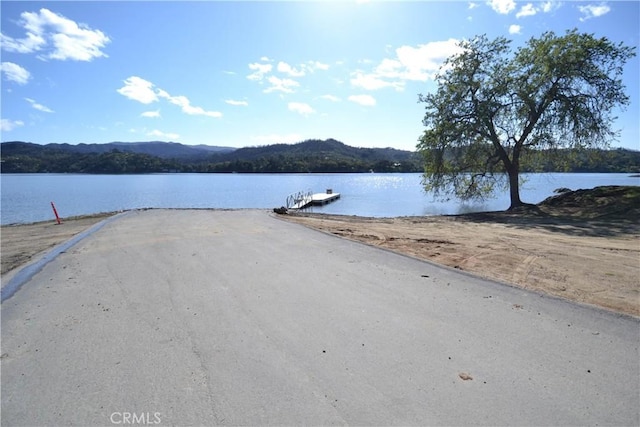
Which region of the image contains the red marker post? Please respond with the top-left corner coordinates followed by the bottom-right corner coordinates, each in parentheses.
top-left (50, 202), bottom-right (62, 225)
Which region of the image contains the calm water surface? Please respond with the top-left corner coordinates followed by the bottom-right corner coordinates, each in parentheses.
top-left (1, 173), bottom-right (638, 225)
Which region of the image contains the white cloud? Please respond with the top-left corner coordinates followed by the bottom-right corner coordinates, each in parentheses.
top-left (515, 1), bottom-right (559, 18)
top-left (141, 110), bottom-right (160, 118)
top-left (390, 40), bottom-right (461, 79)
top-left (509, 24), bottom-right (522, 34)
top-left (0, 31), bottom-right (45, 54)
top-left (579, 3), bottom-right (611, 21)
top-left (263, 75), bottom-right (299, 94)
top-left (225, 99), bottom-right (248, 106)
top-left (487, 0), bottom-right (516, 14)
top-left (117, 76), bottom-right (221, 118)
top-left (468, 2), bottom-right (479, 9)
top-left (277, 61), bottom-right (305, 77)
top-left (25, 97), bottom-right (54, 113)
top-left (349, 39), bottom-right (462, 93)
top-left (260, 56), bottom-right (272, 62)
top-left (0, 62), bottom-right (31, 84)
top-left (541, 1), bottom-right (558, 13)
top-left (516, 3), bottom-right (537, 18)
top-left (251, 133), bottom-right (303, 144)
top-left (158, 91), bottom-right (222, 118)
top-left (117, 76), bottom-right (158, 104)
top-left (147, 129), bottom-right (180, 140)
top-left (399, 41), bottom-right (462, 77)
top-left (0, 8), bottom-right (110, 61)
top-left (351, 71), bottom-right (404, 91)
top-left (288, 102), bottom-right (315, 116)
top-left (0, 118), bottom-right (25, 131)
top-left (247, 58), bottom-right (329, 94)
top-left (306, 60), bottom-right (330, 71)
top-left (320, 94), bottom-right (340, 102)
top-left (247, 62), bottom-right (272, 81)
top-left (348, 94), bottom-right (376, 106)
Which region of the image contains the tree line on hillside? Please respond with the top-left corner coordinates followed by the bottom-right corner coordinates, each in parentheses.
top-left (1, 142), bottom-right (638, 174)
top-left (1, 149), bottom-right (179, 174)
top-left (0, 143), bottom-right (422, 174)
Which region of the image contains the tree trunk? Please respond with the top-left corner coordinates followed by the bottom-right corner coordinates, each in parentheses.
top-left (507, 167), bottom-right (523, 209)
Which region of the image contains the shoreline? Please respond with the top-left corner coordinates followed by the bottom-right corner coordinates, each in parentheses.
top-left (1, 211), bottom-right (118, 276)
top-left (2, 207), bottom-right (639, 317)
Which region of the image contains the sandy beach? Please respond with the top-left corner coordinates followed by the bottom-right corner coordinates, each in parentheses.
top-left (2, 201), bottom-right (638, 317)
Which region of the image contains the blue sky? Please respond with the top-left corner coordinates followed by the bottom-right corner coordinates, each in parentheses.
top-left (1, 1), bottom-right (638, 151)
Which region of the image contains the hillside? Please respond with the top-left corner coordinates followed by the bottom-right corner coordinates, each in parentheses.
top-left (201, 139), bottom-right (420, 173)
top-left (1, 140), bottom-right (234, 159)
top-left (0, 139), bottom-right (421, 173)
top-left (213, 139), bottom-right (410, 162)
top-left (2, 139), bottom-right (638, 174)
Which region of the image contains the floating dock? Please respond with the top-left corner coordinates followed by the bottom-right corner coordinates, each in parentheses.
top-left (287, 190), bottom-right (340, 210)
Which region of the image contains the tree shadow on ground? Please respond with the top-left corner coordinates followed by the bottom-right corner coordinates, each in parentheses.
top-left (455, 186), bottom-right (640, 238)
top-left (456, 208), bottom-right (639, 238)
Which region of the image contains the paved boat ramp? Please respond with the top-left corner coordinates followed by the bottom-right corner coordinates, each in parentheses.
top-left (2, 209), bottom-right (638, 426)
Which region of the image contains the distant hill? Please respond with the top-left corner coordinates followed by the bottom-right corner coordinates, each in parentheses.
top-left (213, 138), bottom-right (412, 162)
top-left (3, 141), bottom-right (236, 159)
top-left (204, 138), bottom-right (420, 172)
top-left (0, 141), bottom-right (185, 173)
top-left (2, 139), bottom-right (636, 174)
top-left (210, 139), bottom-right (416, 166)
top-left (0, 139), bottom-right (421, 173)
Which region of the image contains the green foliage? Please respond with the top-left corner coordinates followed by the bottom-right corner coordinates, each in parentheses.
top-left (520, 148), bottom-right (640, 173)
top-left (0, 143), bottom-right (181, 173)
top-left (3, 139), bottom-right (637, 175)
top-left (417, 29), bottom-right (636, 208)
top-left (0, 140), bottom-right (423, 174)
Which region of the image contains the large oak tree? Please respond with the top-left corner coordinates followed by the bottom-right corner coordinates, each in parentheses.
top-left (417, 30), bottom-right (635, 209)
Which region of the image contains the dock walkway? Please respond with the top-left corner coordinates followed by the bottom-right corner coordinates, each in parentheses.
top-left (288, 190), bottom-right (340, 210)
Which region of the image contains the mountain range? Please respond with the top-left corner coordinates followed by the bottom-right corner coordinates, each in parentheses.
top-left (1, 140), bottom-right (235, 159)
top-left (0, 139), bottom-right (422, 173)
top-left (2, 139), bottom-right (637, 174)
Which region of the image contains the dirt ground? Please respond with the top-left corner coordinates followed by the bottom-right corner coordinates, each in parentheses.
top-left (282, 208), bottom-right (639, 317)
top-left (1, 213), bottom-right (116, 277)
top-left (2, 203), bottom-right (639, 317)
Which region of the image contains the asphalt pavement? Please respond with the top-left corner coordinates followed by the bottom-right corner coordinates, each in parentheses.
top-left (1, 209), bottom-right (638, 426)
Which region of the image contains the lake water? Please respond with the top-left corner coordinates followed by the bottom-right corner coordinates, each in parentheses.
top-left (1, 173), bottom-right (638, 225)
